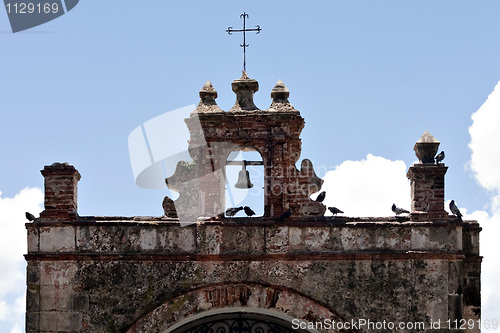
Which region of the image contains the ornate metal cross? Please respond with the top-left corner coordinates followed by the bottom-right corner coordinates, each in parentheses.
top-left (226, 13), bottom-right (261, 72)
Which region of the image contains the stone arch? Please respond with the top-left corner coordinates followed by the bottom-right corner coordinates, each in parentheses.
top-left (166, 308), bottom-right (311, 333)
top-left (126, 283), bottom-right (353, 333)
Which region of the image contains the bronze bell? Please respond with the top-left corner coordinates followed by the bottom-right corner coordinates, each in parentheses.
top-left (234, 167), bottom-right (254, 189)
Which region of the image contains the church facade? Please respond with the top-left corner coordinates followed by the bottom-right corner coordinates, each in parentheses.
top-left (25, 74), bottom-right (481, 332)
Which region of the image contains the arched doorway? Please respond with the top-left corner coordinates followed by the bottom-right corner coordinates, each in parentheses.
top-left (166, 308), bottom-right (312, 333)
top-left (126, 283), bottom-right (350, 333)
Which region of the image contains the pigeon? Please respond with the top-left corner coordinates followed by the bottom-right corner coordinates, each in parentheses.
top-left (315, 191), bottom-right (326, 203)
top-left (244, 206), bottom-right (255, 217)
top-left (449, 200), bottom-right (462, 220)
top-left (25, 212), bottom-right (35, 221)
top-left (328, 207), bottom-right (344, 215)
top-left (277, 209), bottom-right (292, 221)
top-left (392, 203), bottom-right (409, 215)
top-left (226, 206), bottom-right (243, 217)
top-left (435, 151), bottom-right (445, 164)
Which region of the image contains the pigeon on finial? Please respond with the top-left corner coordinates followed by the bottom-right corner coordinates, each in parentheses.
top-left (435, 151), bottom-right (445, 164)
top-left (392, 203), bottom-right (409, 215)
top-left (328, 207), bottom-right (344, 215)
top-left (315, 191), bottom-right (326, 203)
top-left (25, 212), bottom-right (35, 221)
top-left (226, 206), bottom-right (243, 217)
top-left (244, 206), bottom-right (255, 217)
top-left (449, 200), bottom-right (463, 220)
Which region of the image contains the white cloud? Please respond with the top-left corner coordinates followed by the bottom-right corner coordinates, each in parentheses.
top-left (0, 187), bottom-right (43, 333)
top-left (320, 154), bottom-right (410, 217)
top-left (468, 80), bottom-right (500, 332)
top-left (473, 210), bottom-right (500, 332)
top-left (469, 81), bottom-right (500, 192)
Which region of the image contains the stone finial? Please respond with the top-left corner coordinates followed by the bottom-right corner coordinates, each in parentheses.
top-left (229, 71), bottom-right (260, 111)
top-left (40, 162), bottom-right (81, 221)
top-left (240, 71), bottom-right (250, 80)
top-left (268, 79), bottom-right (297, 112)
top-left (414, 130), bottom-right (440, 164)
top-left (271, 79), bottom-right (289, 99)
top-left (194, 81), bottom-right (222, 113)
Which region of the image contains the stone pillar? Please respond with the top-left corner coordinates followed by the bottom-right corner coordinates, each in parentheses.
top-left (407, 131), bottom-right (448, 221)
top-left (40, 162), bottom-right (81, 221)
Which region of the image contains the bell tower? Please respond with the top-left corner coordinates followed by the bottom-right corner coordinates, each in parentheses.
top-left (165, 72), bottom-right (324, 221)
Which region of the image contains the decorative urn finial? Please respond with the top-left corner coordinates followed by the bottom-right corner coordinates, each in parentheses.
top-left (414, 130), bottom-right (440, 163)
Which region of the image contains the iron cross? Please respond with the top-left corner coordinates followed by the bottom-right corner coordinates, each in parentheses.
top-left (226, 13), bottom-right (261, 72)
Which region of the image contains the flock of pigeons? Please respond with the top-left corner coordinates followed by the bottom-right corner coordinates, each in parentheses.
top-left (225, 188), bottom-right (463, 221)
top-left (25, 150), bottom-right (463, 221)
top-left (224, 190), bottom-right (344, 221)
top-left (223, 150), bottom-right (463, 221)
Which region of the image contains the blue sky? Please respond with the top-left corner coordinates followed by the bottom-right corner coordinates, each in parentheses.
top-left (1, 1), bottom-right (500, 332)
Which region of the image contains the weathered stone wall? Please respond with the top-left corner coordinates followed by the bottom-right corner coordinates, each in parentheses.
top-left (25, 217), bottom-right (481, 333)
top-left (25, 78), bottom-right (482, 333)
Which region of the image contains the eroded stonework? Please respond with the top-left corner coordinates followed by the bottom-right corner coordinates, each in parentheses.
top-left (25, 76), bottom-right (481, 333)
top-left (26, 217), bottom-right (481, 333)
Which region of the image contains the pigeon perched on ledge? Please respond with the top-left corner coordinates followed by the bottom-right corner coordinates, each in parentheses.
top-left (226, 206), bottom-right (243, 217)
top-left (328, 207), bottom-right (344, 215)
top-left (25, 212), bottom-right (35, 221)
top-left (449, 200), bottom-right (462, 220)
top-left (315, 191), bottom-right (326, 203)
top-left (435, 151), bottom-right (445, 164)
top-left (392, 204), bottom-right (409, 215)
top-left (244, 206), bottom-right (255, 217)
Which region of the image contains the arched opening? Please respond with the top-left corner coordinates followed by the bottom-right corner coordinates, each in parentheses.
top-left (125, 283), bottom-right (350, 333)
top-left (224, 148), bottom-right (264, 217)
top-left (166, 308), bottom-right (313, 333)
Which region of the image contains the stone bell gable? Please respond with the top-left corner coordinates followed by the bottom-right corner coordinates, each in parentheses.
top-left (25, 74), bottom-right (481, 333)
top-left (166, 72), bottom-right (323, 221)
